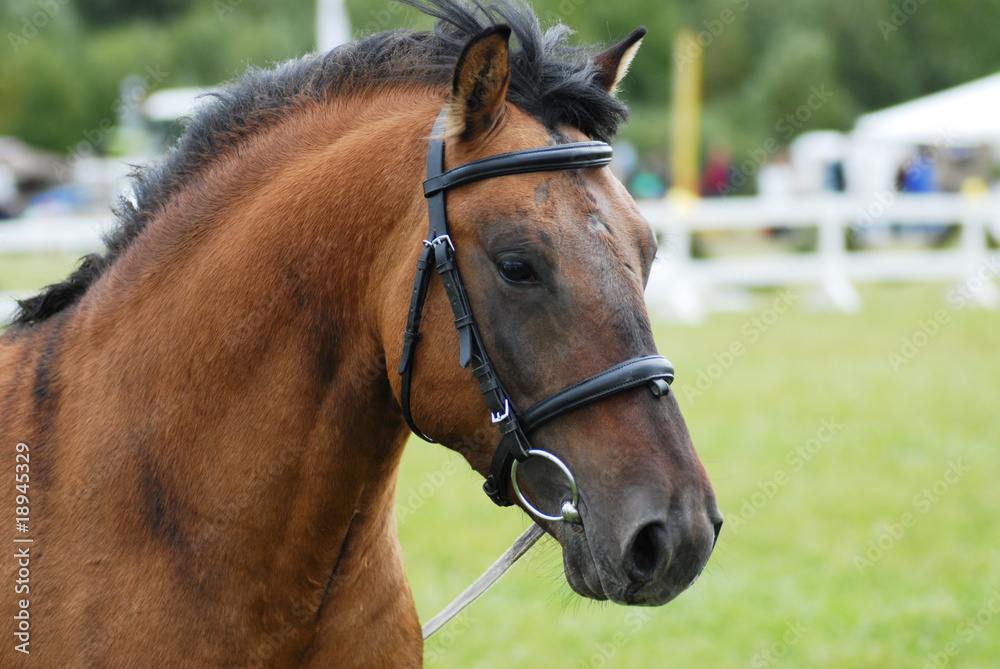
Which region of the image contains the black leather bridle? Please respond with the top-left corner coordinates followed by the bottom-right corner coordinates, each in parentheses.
top-left (398, 108), bottom-right (675, 518)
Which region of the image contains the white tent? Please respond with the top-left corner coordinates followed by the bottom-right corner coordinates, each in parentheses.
top-left (853, 72), bottom-right (1000, 146)
top-left (844, 72), bottom-right (1000, 197)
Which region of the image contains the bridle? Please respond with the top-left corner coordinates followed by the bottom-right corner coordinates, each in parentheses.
top-left (398, 108), bottom-right (675, 523)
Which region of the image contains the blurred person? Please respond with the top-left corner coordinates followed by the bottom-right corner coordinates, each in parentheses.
top-left (898, 146), bottom-right (946, 245)
top-left (825, 160), bottom-right (845, 192)
top-left (629, 162), bottom-right (666, 199)
top-left (901, 146), bottom-right (937, 193)
top-left (701, 144), bottom-right (732, 197)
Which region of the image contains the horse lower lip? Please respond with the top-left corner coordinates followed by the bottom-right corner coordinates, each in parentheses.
top-left (571, 561), bottom-right (606, 599)
top-left (575, 577), bottom-right (608, 601)
top-left (563, 535), bottom-right (608, 600)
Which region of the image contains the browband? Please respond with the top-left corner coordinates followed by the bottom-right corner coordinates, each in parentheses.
top-left (423, 141), bottom-right (614, 196)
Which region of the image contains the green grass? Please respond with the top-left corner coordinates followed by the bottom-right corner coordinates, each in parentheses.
top-left (400, 282), bottom-right (1000, 668)
top-left (0, 253), bottom-right (82, 294)
top-left (1, 252), bottom-right (82, 329)
top-left (5, 254), bottom-right (998, 666)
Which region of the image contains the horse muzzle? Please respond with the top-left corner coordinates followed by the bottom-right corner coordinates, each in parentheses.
top-left (556, 487), bottom-right (723, 606)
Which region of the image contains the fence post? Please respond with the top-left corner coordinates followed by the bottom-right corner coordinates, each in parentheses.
top-left (645, 199), bottom-right (704, 323)
top-left (817, 198), bottom-right (860, 313)
top-left (959, 194), bottom-right (999, 308)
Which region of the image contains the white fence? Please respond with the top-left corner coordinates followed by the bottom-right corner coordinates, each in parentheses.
top-left (0, 215), bottom-right (110, 323)
top-left (2, 196), bottom-right (1000, 325)
top-left (640, 193), bottom-right (1000, 322)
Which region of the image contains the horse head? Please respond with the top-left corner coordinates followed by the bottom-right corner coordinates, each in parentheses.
top-left (388, 24), bottom-right (722, 607)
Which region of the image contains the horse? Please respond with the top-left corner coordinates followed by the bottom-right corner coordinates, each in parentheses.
top-left (0, 1), bottom-right (721, 666)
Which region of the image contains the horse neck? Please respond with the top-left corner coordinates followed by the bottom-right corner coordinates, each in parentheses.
top-left (57, 89), bottom-right (437, 610)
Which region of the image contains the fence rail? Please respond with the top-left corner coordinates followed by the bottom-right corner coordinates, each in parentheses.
top-left (2, 196), bottom-right (1000, 325)
top-left (0, 215), bottom-right (110, 324)
top-left (0, 215), bottom-right (110, 255)
top-left (639, 193), bottom-right (1000, 322)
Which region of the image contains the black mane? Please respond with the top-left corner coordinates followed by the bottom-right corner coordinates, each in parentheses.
top-left (10, 0), bottom-right (629, 327)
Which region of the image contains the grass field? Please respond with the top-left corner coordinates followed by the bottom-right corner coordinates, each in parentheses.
top-left (0, 252), bottom-right (82, 296)
top-left (3, 254), bottom-right (998, 667)
top-left (400, 281), bottom-right (999, 668)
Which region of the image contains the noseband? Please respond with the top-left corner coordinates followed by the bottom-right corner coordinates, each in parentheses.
top-left (398, 108), bottom-right (675, 521)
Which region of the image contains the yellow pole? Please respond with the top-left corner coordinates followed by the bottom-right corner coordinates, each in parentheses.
top-left (670, 30), bottom-right (702, 199)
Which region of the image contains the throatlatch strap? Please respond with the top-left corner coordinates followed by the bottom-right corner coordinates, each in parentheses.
top-left (397, 109), bottom-right (449, 442)
top-left (399, 106), bottom-right (541, 463)
top-left (398, 243), bottom-right (436, 442)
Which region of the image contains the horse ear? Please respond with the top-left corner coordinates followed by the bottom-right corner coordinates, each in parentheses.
top-left (593, 27), bottom-right (647, 95)
top-left (449, 25), bottom-right (512, 142)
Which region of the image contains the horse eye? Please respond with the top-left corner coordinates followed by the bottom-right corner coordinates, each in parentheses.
top-left (498, 258), bottom-right (536, 284)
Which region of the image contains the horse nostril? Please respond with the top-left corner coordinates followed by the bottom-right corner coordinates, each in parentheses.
top-left (626, 522), bottom-right (669, 585)
top-left (712, 517), bottom-right (723, 548)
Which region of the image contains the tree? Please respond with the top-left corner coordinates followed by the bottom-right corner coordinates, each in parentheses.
top-left (74, 0), bottom-right (195, 28)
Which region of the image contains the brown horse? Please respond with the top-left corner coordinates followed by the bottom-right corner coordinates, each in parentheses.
top-left (0, 1), bottom-right (721, 666)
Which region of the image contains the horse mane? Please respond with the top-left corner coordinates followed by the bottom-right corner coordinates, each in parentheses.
top-left (10, 0), bottom-right (629, 327)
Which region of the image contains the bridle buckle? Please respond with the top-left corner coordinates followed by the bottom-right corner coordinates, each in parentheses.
top-left (490, 399), bottom-right (510, 424)
top-left (423, 234), bottom-right (454, 251)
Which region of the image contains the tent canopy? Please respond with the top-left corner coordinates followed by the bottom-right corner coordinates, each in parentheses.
top-left (853, 72), bottom-right (1000, 146)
